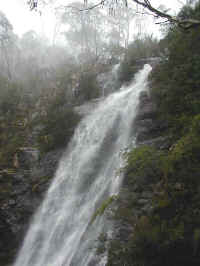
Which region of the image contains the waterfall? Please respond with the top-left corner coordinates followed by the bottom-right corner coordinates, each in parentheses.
top-left (14, 64), bottom-right (152, 266)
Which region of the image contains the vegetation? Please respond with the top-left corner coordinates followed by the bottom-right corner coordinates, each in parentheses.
top-left (105, 1), bottom-right (200, 265)
top-left (0, 8), bottom-right (117, 167)
top-left (125, 145), bottom-right (165, 186)
top-left (151, 2), bottom-right (200, 139)
top-left (2, 0), bottom-right (200, 265)
top-left (76, 71), bottom-right (100, 102)
top-left (30, 0), bottom-right (200, 30)
top-left (0, 72), bottom-right (81, 166)
top-left (118, 36), bottom-right (159, 83)
top-left (0, 76), bottom-right (28, 167)
top-left (90, 195), bottom-right (117, 225)
top-left (107, 117), bottom-right (200, 265)
top-left (37, 93), bottom-right (81, 152)
top-left (0, 10), bottom-right (106, 265)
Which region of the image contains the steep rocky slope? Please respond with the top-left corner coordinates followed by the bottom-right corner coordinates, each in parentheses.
top-left (106, 82), bottom-right (170, 265)
top-left (0, 148), bottom-right (63, 265)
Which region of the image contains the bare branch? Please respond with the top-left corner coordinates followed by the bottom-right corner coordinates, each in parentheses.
top-left (80, 0), bottom-right (106, 11)
top-left (132, 0), bottom-right (200, 29)
top-left (28, 0), bottom-right (200, 30)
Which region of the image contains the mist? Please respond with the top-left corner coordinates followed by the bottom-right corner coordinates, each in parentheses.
top-left (0, 1), bottom-right (194, 265)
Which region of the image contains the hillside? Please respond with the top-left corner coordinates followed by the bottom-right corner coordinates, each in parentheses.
top-left (105, 2), bottom-right (200, 265)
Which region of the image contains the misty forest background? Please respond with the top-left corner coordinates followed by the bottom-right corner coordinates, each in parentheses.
top-left (1, 0), bottom-right (200, 265)
top-left (0, 1), bottom-right (160, 167)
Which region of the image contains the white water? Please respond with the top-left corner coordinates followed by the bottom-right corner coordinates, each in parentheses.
top-left (14, 64), bottom-right (152, 266)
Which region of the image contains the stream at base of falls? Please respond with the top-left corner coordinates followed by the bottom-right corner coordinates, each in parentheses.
top-left (14, 64), bottom-right (152, 266)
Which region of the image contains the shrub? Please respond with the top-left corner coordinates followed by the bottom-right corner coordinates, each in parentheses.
top-left (38, 107), bottom-right (81, 152)
top-left (77, 72), bottom-right (100, 102)
top-left (124, 145), bottom-right (165, 186)
top-left (118, 36), bottom-right (159, 83)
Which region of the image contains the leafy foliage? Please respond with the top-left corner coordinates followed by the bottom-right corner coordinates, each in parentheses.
top-left (0, 76), bottom-right (27, 167)
top-left (107, 122), bottom-right (200, 265)
top-left (151, 1), bottom-right (200, 139)
top-left (106, 2), bottom-right (200, 266)
top-left (118, 36), bottom-right (160, 83)
top-left (38, 102), bottom-right (81, 152)
top-left (77, 71), bottom-right (100, 102)
top-left (125, 145), bottom-right (165, 186)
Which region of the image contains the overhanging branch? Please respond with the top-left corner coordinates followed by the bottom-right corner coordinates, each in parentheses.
top-left (132, 0), bottom-right (200, 29)
top-left (28, 0), bottom-right (200, 30)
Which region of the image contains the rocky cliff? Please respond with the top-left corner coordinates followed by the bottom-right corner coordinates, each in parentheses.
top-left (106, 79), bottom-right (170, 265)
top-left (0, 147), bottom-right (63, 265)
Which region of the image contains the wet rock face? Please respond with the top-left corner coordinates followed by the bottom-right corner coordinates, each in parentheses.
top-left (136, 57), bottom-right (161, 70)
top-left (135, 91), bottom-right (157, 141)
top-left (107, 83), bottom-right (169, 265)
top-left (134, 91), bottom-right (168, 146)
top-left (137, 91), bottom-right (156, 119)
top-left (15, 147), bottom-right (40, 169)
top-left (0, 212), bottom-right (16, 265)
top-left (0, 148), bottom-right (63, 266)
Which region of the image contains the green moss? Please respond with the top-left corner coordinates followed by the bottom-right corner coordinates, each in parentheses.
top-left (90, 195), bottom-right (117, 225)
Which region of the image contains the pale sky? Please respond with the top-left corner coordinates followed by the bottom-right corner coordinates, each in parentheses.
top-left (0, 0), bottom-right (184, 41)
top-left (0, 0), bottom-right (56, 39)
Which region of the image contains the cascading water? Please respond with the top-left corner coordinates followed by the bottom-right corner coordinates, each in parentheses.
top-left (14, 64), bottom-right (152, 266)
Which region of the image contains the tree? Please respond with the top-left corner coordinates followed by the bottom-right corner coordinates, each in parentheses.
top-left (28, 0), bottom-right (200, 30)
top-left (0, 11), bottom-right (18, 80)
top-left (61, 2), bottom-right (103, 58)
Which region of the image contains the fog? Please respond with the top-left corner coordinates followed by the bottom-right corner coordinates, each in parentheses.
top-left (0, 1), bottom-right (151, 83)
top-left (0, 0), bottom-right (183, 40)
top-left (0, 0), bottom-right (185, 106)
